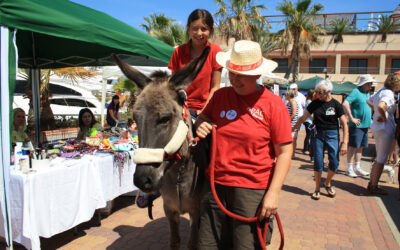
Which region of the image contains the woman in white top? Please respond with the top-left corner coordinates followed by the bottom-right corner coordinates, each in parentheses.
top-left (367, 73), bottom-right (400, 195)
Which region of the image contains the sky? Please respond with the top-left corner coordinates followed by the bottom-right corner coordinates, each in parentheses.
top-left (71, 0), bottom-right (399, 32)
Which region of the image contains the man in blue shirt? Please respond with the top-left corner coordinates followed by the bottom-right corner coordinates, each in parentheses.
top-left (342, 74), bottom-right (374, 177)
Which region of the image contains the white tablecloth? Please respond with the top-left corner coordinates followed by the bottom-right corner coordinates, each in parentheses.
top-left (0, 152), bottom-right (137, 250)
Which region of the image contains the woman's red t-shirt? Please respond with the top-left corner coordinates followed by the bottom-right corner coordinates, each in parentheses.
top-left (202, 87), bottom-right (293, 189)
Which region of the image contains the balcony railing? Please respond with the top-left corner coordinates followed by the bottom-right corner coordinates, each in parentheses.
top-left (340, 67), bottom-right (379, 74)
top-left (299, 67), bottom-right (335, 74)
top-left (264, 11), bottom-right (394, 33)
top-left (385, 68), bottom-right (400, 74)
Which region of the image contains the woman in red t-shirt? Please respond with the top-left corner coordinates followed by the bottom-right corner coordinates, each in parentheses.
top-left (168, 9), bottom-right (222, 116)
top-left (195, 40), bottom-right (293, 249)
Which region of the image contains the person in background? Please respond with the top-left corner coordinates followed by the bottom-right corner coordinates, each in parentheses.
top-left (168, 9), bottom-right (222, 117)
top-left (285, 89), bottom-right (298, 158)
top-left (106, 95), bottom-right (120, 127)
top-left (12, 108), bottom-right (28, 143)
top-left (288, 83), bottom-right (306, 156)
top-left (77, 108), bottom-right (102, 140)
top-left (195, 40), bottom-right (292, 249)
top-left (303, 89), bottom-right (315, 161)
top-left (367, 72), bottom-right (400, 195)
top-left (342, 74), bottom-right (374, 178)
top-left (293, 79), bottom-right (348, 200)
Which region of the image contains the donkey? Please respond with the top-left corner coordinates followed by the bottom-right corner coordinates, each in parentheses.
top-left (112, 47), bottom-right (210, 250)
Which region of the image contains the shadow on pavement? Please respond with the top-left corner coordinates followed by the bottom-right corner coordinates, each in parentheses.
top-left (376, 185), bottom-right (400, 232)
top-left (282, 184), bottom-right (310, 196)
top-left (107, 217), bottom-right (190, 249)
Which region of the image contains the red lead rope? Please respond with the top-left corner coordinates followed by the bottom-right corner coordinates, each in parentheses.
top-left (208, 126), bottom-right (284, 250)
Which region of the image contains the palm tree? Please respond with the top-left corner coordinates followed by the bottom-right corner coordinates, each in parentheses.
top-left (140, 13), bottom-right (187, 46)
top-left (140, 13), bottom-right (174, 35)
top-left (329, 18), bottom-right (354, 43)
top-left (113, 77), bottom-right (137, 113)
top-left (251, 22), bottom-right (282, 56)
top-left (373, 15), bottom-right (399, 42)
top-left (277, 0), bottom-right (324, 82)
top-left (213, 0), bottom-right (268, 42)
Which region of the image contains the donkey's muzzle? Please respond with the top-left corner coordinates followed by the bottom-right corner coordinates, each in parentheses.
top-left (134, 164), bottom-right (162, 193)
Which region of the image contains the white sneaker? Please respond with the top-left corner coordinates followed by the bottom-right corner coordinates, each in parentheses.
top-left (346, 168), bottom-right (358, 178)
top-left (383, 165), bottom-right (395, 184)
top-left (355, 168), bottom-right (370, 176)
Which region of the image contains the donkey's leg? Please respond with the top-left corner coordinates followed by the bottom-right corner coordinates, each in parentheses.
top-left (164, 208), bottom-right (181, 250)
top-left (187, 208), bottom-right (200, 250)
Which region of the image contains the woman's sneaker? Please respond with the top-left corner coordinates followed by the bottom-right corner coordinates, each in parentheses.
top-left (346, 168), bottom-right (358, 178)
top-left (355, 167), bottom-right (370, 176)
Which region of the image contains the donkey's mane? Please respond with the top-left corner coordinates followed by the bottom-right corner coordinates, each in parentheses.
top-left (150, 70), bottom-right (170, 84)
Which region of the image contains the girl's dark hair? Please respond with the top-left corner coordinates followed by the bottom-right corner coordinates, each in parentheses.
top-left (78, 108), bottom-right (96, 129)
top-left (306, 89), bottom-right (315, 100)
top-left (187, 9), bottom-right (214, 33)
top-left (110, 95), bottom-right (120, 111)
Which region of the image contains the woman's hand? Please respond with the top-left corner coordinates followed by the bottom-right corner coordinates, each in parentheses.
top-left (196, 121), bottom-right (214, 139)
top-left (340, 142), bottom-right (348, 155)
top-left (351, 118), bottom-right (361, 126)
top-left (259, 191), bottom-right (278, 221)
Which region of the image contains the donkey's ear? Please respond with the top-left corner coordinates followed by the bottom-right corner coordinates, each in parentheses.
top-left (111, 54), bottom-right (151, 90)
top-left (169, 46), bottom-right (210, 90)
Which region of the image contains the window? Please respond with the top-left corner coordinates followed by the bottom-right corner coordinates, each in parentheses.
top-left (14, 80), bottom-right (82, 96)
top-left (64, 98), bottom-right (90, 107)
top-left (349, 59), bottom-right (367, 74)
top-left (309, 59), bottom-right (327, 73)
top-left (49, 99), bottom-right (67, 106)
top-left (392, 59), bottom-right (400, 73)
top-left (273, 59), bottom-right (288, 73)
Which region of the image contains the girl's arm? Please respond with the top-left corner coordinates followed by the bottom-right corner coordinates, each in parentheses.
top-left (259, 142), bottom-right (292, 219)
top-left (199, 69), bottom-right (222, 114)
top-left (290, 99), bottom-right (297, 120)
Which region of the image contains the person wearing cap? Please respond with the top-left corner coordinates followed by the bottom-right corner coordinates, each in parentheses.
top-left (195, 40), bottom-right (293, 249)
top-left (293, 79), bottom-right (348, 200)
top-left (287, 83), bottom-right (306, 158)
top-left (367, 73), bottom-right (400, 195)
top-left (342, 74), bottom-right (374, 178)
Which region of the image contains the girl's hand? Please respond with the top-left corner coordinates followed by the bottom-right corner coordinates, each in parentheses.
top-left (196, 121), bottom-right (214, 139)
top-left (259, 191), bottom-right (278, 221)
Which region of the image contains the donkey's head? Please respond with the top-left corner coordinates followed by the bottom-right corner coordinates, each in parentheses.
top-left (112, 47), bottom-right (210, 193)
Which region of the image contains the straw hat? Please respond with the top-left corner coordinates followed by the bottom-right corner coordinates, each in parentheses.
top-left (216, 40), bottom-right (278, 75)
top-left (357, 74), bottom-right (375, 86)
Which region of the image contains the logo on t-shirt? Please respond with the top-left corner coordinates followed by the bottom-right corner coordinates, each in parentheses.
top-left (248, 107), bottom-right (264, 120)
top-left (226, 110), bottom-right (237, 120)
top-left (220, 110), bottom-right (226, 118)
top-left (326, 107), bottom-right (335, 116)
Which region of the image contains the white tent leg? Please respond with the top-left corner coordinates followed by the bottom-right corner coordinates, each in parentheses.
top-left (0, 25), bottom-right (15, 249)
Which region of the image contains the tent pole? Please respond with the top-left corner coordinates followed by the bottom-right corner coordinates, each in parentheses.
top-left (30, 69), bottom-right (40, 146)
top-left (101, 77), bottom-right (106, 127)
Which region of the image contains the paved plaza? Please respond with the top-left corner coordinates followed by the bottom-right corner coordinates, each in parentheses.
top-left (3, 129), bottom-right (400, 249)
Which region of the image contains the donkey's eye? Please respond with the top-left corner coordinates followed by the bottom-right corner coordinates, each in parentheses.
top-left (157, 114), bottom-right (171, 125)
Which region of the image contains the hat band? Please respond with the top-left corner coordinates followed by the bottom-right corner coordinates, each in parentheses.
top-left (228, 58), bottom-right (263, 72)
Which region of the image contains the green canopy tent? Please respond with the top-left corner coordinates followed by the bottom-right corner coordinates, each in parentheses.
top-left (280, 76), bottom-right (359, 95)
top-left (331, 81), bottom-right (358, 95)
top-left (0, 0), bottom-right (174, 248)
